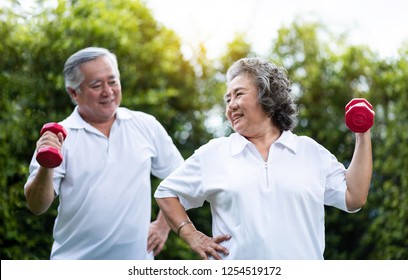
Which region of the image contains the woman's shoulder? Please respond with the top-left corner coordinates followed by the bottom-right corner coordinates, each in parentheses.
top-left (194, 134), bottom-right (234, 156)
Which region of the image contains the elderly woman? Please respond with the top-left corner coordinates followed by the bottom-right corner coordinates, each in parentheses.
top-left (154, 57), bottom-right (372, 260)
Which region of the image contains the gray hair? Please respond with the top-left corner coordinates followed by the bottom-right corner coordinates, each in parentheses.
top-left (226, 57), bottom-right (298, 131)
top-left (63, 47), bottom-right (120, 100)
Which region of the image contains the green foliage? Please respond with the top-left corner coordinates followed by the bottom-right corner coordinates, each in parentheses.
top-left (270, 21), bottom-right (408, 259)
top-left (1, 2), bottom-right (406, 260)
top-left (364, 49), bottom-right (408, 259)
top-left (0, 0), bottom-right (208, 260)
top-left (219, 33), bottom-right (254, 74)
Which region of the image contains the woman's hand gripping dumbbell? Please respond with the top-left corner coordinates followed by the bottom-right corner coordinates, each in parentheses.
top-left (36, 123), bottom-right (67, 168)
top-left (345, 98), bottom-right (375, 133)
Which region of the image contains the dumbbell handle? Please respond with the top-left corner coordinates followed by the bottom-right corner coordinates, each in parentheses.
top-left (36, 123), bottom-right (67, 168)
top-left (345, 98), bottom-right (375, 133)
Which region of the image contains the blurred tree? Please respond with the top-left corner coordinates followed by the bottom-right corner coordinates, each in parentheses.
top-left (157, 34), bottom-right (254, 259)
top-left (0, 0), bottom-right (211, 260)
top-left (270, 21), bottom-right (408, 259)
top-left (1, 1), bottom-right (406, 260)
top-left (364, 47), bottom-right (408, 259)
top-left (219, 32), bottom-right (254, 73)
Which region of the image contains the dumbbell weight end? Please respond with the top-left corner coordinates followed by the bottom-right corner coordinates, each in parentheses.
top-left (345, 98), bottom-right (375, 133)
top-left (36, 146), bottom-right (64, 168)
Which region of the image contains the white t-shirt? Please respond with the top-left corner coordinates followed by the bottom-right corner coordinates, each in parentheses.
top-left (155, 131), bottom-right (357, 259)
top-left (26, 107), bottom-right (184, 259)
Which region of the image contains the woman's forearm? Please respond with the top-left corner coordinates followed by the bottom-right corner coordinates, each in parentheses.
top-left (345, 131), bottom-right (373, 211)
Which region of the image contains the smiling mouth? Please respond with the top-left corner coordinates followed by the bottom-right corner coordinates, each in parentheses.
top-left (231, 113), bottom-right (243, 124)
top-left (100, 99), bottom-right (114, 105)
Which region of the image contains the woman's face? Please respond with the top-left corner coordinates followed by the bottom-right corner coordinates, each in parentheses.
top-left (225, 73), bottom-right (271, 137)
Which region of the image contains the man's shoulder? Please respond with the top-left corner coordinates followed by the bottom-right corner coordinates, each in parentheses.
top-left (117, 108), bottom-right (170, 140)
top-left (117, 107), bottom-right (156, 121)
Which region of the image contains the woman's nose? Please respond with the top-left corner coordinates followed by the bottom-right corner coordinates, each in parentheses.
top-left (227, 99), bottom-right (238, 111)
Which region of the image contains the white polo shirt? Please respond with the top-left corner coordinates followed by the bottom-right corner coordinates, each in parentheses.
top-left (26, 107), bottom-right (184, 259)
top-left (155, 131), bottom-right (356, 259)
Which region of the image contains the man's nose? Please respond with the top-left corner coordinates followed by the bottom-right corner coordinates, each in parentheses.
top-left (101, 83), bottom-right (114, 95)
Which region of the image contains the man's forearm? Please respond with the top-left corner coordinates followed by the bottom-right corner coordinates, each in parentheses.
top-left (25, 167), bottom-right (55, 215)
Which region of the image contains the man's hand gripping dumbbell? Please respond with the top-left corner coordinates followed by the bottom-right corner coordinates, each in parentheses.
top-left (36, 123), bottom-right (67, 168)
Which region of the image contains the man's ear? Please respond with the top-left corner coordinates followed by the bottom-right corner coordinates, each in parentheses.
top-left (67, 87), bottom-right (78, 101)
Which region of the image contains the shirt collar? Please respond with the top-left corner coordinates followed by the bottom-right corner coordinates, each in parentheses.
top-left (230, 133), bottom-right (251, 156)
top-left (230, 130), bottom-right (298, 157)
top-left (275, 130), bottom-right (298, 154)
top-left (62, 106), bottom-right (132, 130)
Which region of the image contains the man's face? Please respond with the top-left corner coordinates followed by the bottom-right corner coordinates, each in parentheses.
top-left (71, 56), bottom-right (122, 124)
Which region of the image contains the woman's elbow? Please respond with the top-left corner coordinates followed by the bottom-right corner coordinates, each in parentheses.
top-left (346, 195), bottom-right (368, 212)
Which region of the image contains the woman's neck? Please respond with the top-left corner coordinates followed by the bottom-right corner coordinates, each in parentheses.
top-left (246, 126), bottom-right (282, 161)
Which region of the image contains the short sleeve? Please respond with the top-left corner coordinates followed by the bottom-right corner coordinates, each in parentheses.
top-left (319, 144), bottom-right (358, 213)
top-left (149, 119), bottom-right (184, 179)
top-left (154, 152), bottom-right (206, 210)
top-left (25, 152), bottom-right (65, 196)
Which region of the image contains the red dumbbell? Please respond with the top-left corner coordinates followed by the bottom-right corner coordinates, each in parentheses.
top-left (345, 98), bottom-right (375, 133)
top-left (36, 123), bottom-right (67, 168)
